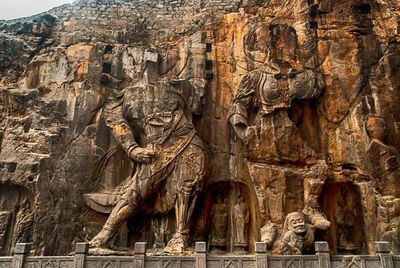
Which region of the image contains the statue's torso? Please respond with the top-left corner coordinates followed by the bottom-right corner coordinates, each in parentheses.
top-left (122, 85), bottom-right (193, 148)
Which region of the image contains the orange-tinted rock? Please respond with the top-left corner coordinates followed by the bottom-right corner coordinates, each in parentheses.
top-left (1, 0), bottom-right (400, 256)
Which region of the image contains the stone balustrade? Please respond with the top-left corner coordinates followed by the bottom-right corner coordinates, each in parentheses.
top-left (0, 241), bottom-right (398, 268)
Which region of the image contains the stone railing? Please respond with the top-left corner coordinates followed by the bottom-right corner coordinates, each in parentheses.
top-left (1, 241), bottom-right (399, 268)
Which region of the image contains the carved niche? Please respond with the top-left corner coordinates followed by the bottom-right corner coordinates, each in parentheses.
top-left (320, 182), bottom-right (363, 254)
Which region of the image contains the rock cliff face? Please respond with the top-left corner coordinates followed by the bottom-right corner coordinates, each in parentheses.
top-left (1, 0), bottom-right (400, 256)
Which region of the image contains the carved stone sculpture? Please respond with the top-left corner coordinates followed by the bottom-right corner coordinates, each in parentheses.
top-left (366, 116), bottom-right (400, 196)
top-left (279, 212), bottom-right (314, 255)
top-left (228, 24), bottom-right (330, 236)
top-left (376, 195), bottom-right (400, 253)
top-left (233, 194), bottom-right (249, 248)
top-left (0, 211), bottom-right (11, 255)
top-left (3, 0), bottom-right (400, 256)
top-left (229, 25), bottom-right (324, 154)
top-left (335, 186), bottom-right (357, 253)
top-left (85, 51), bottom-right (206, 253)
top-left (210, 194), bottom-right (228, 247)
top-left (151, 216), bottom-right (169, 249)
top-left (260, 221), bottom-right (277, 248)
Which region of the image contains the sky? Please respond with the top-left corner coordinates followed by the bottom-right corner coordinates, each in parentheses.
top-left (0, 0), bottom-right (75, 20)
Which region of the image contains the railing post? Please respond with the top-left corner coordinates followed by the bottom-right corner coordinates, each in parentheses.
top-left (134, 242), bottom-right (146, 268)
top-left (74, 242), bottom-right (88, 268)
top-left (12, 243), bottom-right (31, 268)
top-left (375, 241), bottom-right (393, 268)
top-left (195, 241), bottom-right (207, 268)
top-left (315, 241), bottom-right (330, 268)
top-left (255, 242), bottom-right (268, 268)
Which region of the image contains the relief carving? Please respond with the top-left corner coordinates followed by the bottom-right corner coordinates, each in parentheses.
top-left (279, 212), bottom-right (314, 255)
top-left (0, 185), bottom-right (33, 255)
top-left (233, 194), bottom-right (249, 249)
top-left (210, 194), bottom-right (228, 248)
top-left (376, 194), bottom-right (400, 253)
top-left (3, 0), bottom-right (400, 257)
top-left (260, 221), bottom-right (277, 248)
top-left (228, 24), bottom-right (330, 250)
top-left (229, 24), bottom-right (324, 163)
top-left (335, 187), bottom-right (357, 253)
top-left (84, 50), bottom-right (207, 253)
top-left (0, 211), bottom-right (12, 255)
top-left (319, 182), bottom-right (364, 254)
top-left (366, 116), bottom-right (400, 196)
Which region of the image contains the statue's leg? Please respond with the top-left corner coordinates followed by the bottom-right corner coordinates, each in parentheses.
top-left (177, 179), bottom-right (199, 235)
top-left (164, 180), bottom-right (198, 253)
top-left (90, 181), bottom-right (141, 248)
top-left (303, 176), bottom-right (330, 230)
top-left (239, 223), bottom-right (245, 243)
top-left (234, 221), bottom-right (243, 244)
top-left (165, 144), bottom-right (205, 252)
top-left (301, 161), bottom-right (331, 230)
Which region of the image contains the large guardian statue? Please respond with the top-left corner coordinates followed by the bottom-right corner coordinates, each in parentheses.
top-left (228, 24), bottom-right (330, 245)
top-left (85, 50), bottom-right (206, 253)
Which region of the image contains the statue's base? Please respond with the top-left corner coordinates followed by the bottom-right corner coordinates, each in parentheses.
top-left (233, 245), bottom-right (248, 253)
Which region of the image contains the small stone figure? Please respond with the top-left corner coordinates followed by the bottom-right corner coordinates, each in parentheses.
top-left (0, 211), bottom-right (11, 255)
top-left (335, 186), bottom-right (357, 253)
top-left (280, 212), bottom-right (314, 255)
top-left (210, 194), bottom-right (228, 247)
top-left (233, 194), bottom-right (249, 248)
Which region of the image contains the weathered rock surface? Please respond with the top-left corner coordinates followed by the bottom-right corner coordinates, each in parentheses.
top-left (1, 0), bottom-right (400, 256)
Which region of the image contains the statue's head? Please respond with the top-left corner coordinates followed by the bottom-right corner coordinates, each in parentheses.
top-left (237, 193), bottom-right (245, 203)
top-left (245, 24), bottom-right (298, 68)
top-left (269, 24), bottom-right (297, 65)
top-left (142, 49), bottom-right (160, 81)
top-left (215, 193), bottom-right (224, 204)
top-left (366, 116), bottom-right (387, 141)
top-left (157, 84), bottom-right (187, 112)
top-left (285, 212), bottom-right (306, 234)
